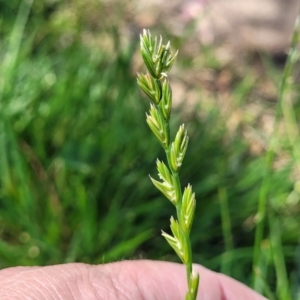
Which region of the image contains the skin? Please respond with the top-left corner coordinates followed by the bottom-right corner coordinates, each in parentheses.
top-left (0, 260), bottom-right (267, 300)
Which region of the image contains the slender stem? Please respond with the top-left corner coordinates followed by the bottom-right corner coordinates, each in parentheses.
top-left (160, 106), bottom-right (194, 296)
top-left (252, 13), bottom-right (300, 291)
top-left (155, 82), bottom-right (195, 298)
top-left (173, 172), bottom-right (182, 214)
top-left (219, 187), bottom-right (233, 275)
top-left (269, 212), bottom-right (291, 300)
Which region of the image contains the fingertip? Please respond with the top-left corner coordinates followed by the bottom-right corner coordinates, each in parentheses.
top-left (96, 260), bottom-right (267, 300)
top-left (97, 260), bottom-right (221, 299)
top-left (216, 272), bottom-right (268, 300)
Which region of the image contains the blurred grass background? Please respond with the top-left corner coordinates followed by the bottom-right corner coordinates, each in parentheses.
top-left (0, 0), bottom-right (300, 299)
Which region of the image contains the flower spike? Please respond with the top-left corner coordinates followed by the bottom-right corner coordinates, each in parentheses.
top-left (137, 29), bottom-right (198, 300)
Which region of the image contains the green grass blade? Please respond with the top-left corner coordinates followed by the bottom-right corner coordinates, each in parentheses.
top-left (218, 187), bottom-right (234, 276)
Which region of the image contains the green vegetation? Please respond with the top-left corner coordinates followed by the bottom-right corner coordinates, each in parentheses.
top-left (0, 1), bottom-right (299, 299)
top-left (138, 30), bottom-right (199, 299)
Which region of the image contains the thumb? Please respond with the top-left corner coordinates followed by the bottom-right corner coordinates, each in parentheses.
top-left (0, 260), bottom-right (267, 300)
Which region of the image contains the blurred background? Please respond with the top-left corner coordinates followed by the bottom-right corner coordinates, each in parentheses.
top-left (0, 0), bottom-right (300, 299)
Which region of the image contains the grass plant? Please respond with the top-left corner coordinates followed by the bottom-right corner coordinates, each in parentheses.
top-left (252, 12), bottom-right (300, 299)
top-left (137, 29), bottom-right (199, 300)
top-left (0, 2), bottom-right (299, 299)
